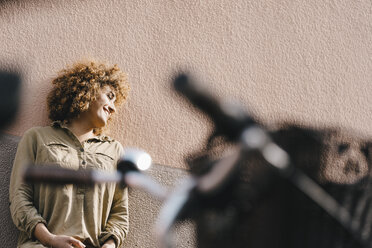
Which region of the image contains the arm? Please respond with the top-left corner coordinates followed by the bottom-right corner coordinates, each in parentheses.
top-left (9, 129), bottom-right (86, 248)
top-left (9, 129), bottom-right (47, 238)
top-left (34, 223), bottom-right (85, 248)
top-left (99, 185), bottom-right (129, 248)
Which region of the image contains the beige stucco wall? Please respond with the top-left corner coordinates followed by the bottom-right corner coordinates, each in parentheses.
top-left (1, 0), bottom-right (372, 247)
top-left (2, 0), bottom-right (371, 169)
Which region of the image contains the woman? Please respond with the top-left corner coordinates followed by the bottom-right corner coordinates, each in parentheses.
top-left (9, 61), bottom-right (130, 248)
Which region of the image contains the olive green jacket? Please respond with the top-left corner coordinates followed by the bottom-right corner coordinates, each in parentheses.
top-left (9, 123), bottom-right (129, 248)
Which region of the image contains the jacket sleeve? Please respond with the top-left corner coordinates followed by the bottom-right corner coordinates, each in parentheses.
top-left (9, 128), bottom-right (47, 238)
top-left (99, 185), bottom-right (129, 247)
top-left (99, 142), bottom-right (129, 247)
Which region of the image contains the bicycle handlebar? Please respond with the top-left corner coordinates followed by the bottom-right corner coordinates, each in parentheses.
top-left (24, 166), bottom-right (121, 185)
top-left (23, 148), bottom-right (168, 199)
top-left (24, 165), bottom-right (168, 199)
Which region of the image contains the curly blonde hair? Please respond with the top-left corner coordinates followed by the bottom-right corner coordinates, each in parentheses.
top-left (47, 61), bottom-right (130, 134)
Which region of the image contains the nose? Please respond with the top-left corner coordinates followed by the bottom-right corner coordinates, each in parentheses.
top-left (348, 145), bottom-right (362, 162)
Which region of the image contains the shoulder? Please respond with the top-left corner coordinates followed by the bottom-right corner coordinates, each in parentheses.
top-left (23, 126), bottom-right (55, 136)
top-left (111, 139), bottom-right (125, 162)
top-left (20, 126), bottom-right (48, 141)
top-left (107, 137), bottom-right (124, 158)
top-left (16, 126), bottom-right (53, 153)
top-left (94, 134), bottom-right (124, 161)
top-left (20, 126), bottom-right (62, 146)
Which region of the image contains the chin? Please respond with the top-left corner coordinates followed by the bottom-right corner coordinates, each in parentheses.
top-left (99, 122), bottom-right (107, 128)
top-left (93, 119), bottom-right (107, 129)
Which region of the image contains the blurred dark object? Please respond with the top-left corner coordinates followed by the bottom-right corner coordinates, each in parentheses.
top-left (0, 71), bottom-right (21, 129)
top-left (25, 165), bottom-right (97, 186)
top-left (172, 73), bottom-right (372, 248)
top-left (190, 127), bottom-right (372, 248)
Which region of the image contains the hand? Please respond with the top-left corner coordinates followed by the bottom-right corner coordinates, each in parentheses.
top-left (34, 223), bottom-right (85, 248)
top-left (49, 235), bottom-right (86, 248)
top-left (102, 238), bottom-right (116, 248)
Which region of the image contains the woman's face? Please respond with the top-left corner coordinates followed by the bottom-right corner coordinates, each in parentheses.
top-left (84, 85), bottom-right (117, 129)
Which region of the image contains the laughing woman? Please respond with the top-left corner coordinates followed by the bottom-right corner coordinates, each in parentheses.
top-left (9, 61), bottom-right (130, 248)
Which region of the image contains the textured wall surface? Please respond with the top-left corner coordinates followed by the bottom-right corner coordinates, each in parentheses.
top-left (0, 133), bottom-right (195, 247)
top-left (1, 0), bottom-right (371, 169)
top-left (1, 0), bottom-right (372, 247)
top-left (0, 134), bottom-right (20, 247)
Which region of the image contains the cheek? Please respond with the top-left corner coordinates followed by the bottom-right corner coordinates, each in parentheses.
top-left (89, 100), bottom-right (100, 109)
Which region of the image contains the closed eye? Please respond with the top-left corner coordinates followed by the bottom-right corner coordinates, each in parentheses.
top-left (107, 91), bottom-right (115, 100)
top-left (361, 144), bottom-right (371, 159)
top-left (338, 143), bottom-right (349, 154)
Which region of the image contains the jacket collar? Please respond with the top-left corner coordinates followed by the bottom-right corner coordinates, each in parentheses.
top-left (51, 121), bottom-right (114, 142)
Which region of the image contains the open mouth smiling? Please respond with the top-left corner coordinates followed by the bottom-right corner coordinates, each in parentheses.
top-left (103, 107), bottom-right (110, 116)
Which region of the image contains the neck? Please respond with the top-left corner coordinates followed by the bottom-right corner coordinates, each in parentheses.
top-left (67, 117), bottom-right (95, 143)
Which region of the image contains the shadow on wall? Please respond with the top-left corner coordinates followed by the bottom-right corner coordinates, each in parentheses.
top-left (0, 134), bottom-right (20, 247)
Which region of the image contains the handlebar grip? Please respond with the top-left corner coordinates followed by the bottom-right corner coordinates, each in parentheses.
top-left (24, 166), bottom-right (95, 185)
